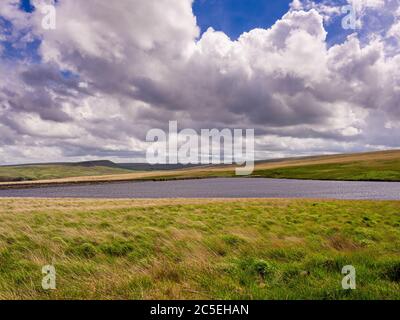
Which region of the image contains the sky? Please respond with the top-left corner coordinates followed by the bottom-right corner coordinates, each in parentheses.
top-left (0, 0), bottom-right (400, 164)
top-left (193, 0), bottom-right (293, 39)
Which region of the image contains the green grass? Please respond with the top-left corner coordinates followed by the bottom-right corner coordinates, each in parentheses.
top-left (253, 159), bottom-right (400, 181)
top-left (0, 165), bottom-right (133, 182)
top-left (0, 198), bottom-right (399, 300)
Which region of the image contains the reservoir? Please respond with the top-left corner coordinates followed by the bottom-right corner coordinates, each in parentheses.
top-left (0, 178), bottom-right (400, 200)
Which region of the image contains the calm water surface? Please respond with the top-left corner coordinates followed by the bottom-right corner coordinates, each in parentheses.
top-left (0, 178), bottom-right (399, 200)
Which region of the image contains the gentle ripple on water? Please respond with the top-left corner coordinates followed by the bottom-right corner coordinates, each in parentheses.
top-left (0, 178), bottom-right (399, 200)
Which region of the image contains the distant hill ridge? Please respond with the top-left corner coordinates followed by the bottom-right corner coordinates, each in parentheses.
top-left (72, 160), bottom-right (202, 171)
top-left (71, 160), bottom-right (120, 168)
top-left (0, 160), bottom-right (203, 171)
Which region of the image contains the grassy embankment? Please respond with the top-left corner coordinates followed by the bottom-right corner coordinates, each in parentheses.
top-left (0, 198), bottom-right (399, 300)
top-left (252, 149), bottom-right (400, 181)
top-left (253, 159), bottom-right (400, 181)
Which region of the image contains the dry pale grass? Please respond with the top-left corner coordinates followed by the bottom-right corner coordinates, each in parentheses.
top-left (0, 198), bottom-right (255, 214)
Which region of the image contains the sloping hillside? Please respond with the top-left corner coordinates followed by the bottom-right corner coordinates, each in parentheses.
top-left (0, 149), bottom-right (399, 186)
top-left (252, 150), bottom-right (400, 181)
top-left (0, 163), bottom-right (133, 182)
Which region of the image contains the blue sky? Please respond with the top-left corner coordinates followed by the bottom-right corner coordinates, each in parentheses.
top-left (193, 0), bottom-right (353, 41)
top-left (19, 0), bottom-right (35, 12)
top-left (15, 0), bottom-right (397, 44)
top-left (19, 0), bottom-right (348, 41)
top-left (15, 0), bottom-right (380, 49)
top-left (0, 1), bottom-right (40, 63)
top-left (193, 0), bottom-right (293, 39)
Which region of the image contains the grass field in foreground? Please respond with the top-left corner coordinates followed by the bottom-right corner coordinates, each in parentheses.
top-left (0, 198), bottom-right (399, 300)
